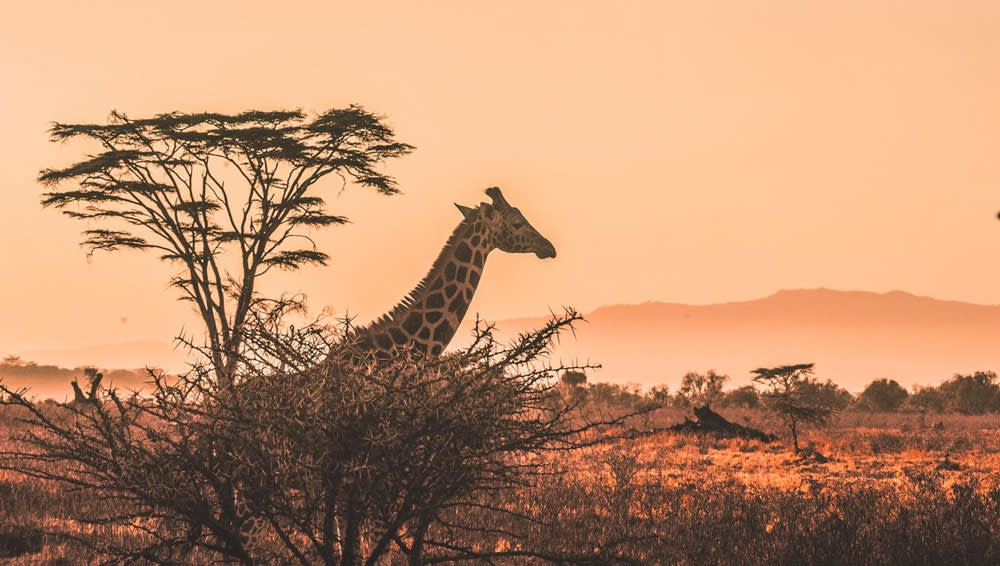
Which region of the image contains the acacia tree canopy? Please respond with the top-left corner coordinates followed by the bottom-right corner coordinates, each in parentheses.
top-left (38, 107), bottom-right (413, 385)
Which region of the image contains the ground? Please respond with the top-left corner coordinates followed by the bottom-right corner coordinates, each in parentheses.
top-left (3, 406), bottom-right (1000, 565)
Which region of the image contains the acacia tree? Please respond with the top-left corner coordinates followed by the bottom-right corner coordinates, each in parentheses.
top-left (38, 107), bottom-right (412, 386)
top-left (752, 363), bottom-right (841, 453)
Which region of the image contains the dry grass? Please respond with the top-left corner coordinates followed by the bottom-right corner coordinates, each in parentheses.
top-left (4, 406), bottom-right (1000, 564)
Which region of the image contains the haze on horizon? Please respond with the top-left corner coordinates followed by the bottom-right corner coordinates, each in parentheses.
top-left (3, 1), bottom-right (1000, 360)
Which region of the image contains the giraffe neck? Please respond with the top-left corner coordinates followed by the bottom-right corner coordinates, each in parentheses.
top-left (360, 216), bottom-right (493, 356)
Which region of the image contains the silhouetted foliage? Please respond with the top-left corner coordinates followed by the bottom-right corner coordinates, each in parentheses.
top-left (586, 382), bottom-right (646, 409)
top-left (752, 363), bottom-right (843, 453)
top-left (647, 385), bottom-right (671, 407)
top-left (859, 378), bottom-right (909, 412)
top-left (718, 385), bottom-right (761, 409)
top-left (937, 371), bottom-right (1000, 415)
top-left (38, 107), bottom-right (412, 387)
top-left (677, 370), bottom-right (728, 408)
top-left (560, 369), bottom-right (587, 387)
top-left (908, 385), bottom-right (947, 413)
top-left (0, 307), bottom-right (652, 566)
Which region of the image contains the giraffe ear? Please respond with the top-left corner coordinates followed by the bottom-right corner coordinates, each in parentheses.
top-left (455, 203), bottom-right (476, 219)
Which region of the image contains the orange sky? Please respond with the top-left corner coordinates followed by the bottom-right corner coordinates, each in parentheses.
top-left (2, 1), bottom-right (1000, 356)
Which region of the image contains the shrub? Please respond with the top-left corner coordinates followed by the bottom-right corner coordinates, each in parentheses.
top-left (859, 378), bottom-right (909, 412)
top-left (939, 371), bottom-right (1000, 414)
top-left (720, 385), bottom-right (761, 409)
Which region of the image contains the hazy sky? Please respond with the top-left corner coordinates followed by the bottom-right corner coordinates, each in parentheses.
top-left (2, 1), bottom-right (1000, 354)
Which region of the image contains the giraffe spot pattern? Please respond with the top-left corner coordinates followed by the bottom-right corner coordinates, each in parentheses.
top-left (469, 270), bottom-right (480, 286)
top-left (389, 327), bottom-right (407, 345)
top-left (403, 312), bottom-right (423, 334)
top-left (445, 284), bottom-right (457, 297)
top-left (449, 295), bottom-right (467, 315)
top-left (455, 242), bottom-right (472, 262)
top-left (426, 293), bottom-right (445, 309)
top-left (426, 311), bottom-right (442, 323)
top-left (434, 320), bottom-right (454, 343)
top-left (445, 263), bottom-right (456, 279)
top-left (456, 266), bottom-right (467, 282)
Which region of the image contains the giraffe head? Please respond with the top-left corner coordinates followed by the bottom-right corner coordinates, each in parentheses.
top-left (456, 187), bottom-right (556, 259)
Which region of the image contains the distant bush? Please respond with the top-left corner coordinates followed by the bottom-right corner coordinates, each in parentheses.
top-left (939, 371), bottom-right (1000, 414)
top-left (859, 378), bottom-right (909, 412)
top-left (647, 385), bottom-right (671, 407)
top-left (908, 386), bottom-right (947, 413)
top-left (718, 385), bottom-right (761, 409)
top-left (677, 370), bottom-right (729, 408)
top-left (587, 382), bottom-right (646, 409)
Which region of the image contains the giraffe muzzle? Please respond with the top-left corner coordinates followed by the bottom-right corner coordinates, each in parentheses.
top-left (535, 239), bottom-right (557, 259)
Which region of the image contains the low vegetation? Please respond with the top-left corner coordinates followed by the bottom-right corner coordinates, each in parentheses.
top-left (3, 400), bottom-right (1000, 565)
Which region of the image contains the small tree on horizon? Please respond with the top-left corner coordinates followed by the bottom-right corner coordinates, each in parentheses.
top-left (752, 363), bottom-right (842, 453)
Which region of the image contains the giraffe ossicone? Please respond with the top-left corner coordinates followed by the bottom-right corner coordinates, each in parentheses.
top-left (351, 186), bottom-right (556, 358)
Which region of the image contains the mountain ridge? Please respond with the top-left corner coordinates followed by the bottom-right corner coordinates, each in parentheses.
top-left (479, 288), bottom-right (1000, 390)
top-left (9, 288), bottom-right (1000, 394)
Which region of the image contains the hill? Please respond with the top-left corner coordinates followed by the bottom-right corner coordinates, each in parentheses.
top-left (10, 289), bottom-right (1000, 393)
top-left (477, 289), bottom-right (1000, 391)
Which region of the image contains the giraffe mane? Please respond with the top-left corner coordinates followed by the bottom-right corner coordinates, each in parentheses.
top-left (362, 215), bottom-right (475, 333)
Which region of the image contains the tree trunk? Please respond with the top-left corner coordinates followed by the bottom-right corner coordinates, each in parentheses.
top-left (408, 514), bottom-right (430, 566)
top-left (340, 492), bottom-right (362, 566)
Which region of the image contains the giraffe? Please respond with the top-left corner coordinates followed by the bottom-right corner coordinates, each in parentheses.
top-left (231, 186), bottom-right (556, 561)
top-left (347, 186), bottom-right (556, 358)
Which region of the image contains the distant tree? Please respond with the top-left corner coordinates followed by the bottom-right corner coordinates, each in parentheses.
top-left (587, 382), bottom-right (644, 409)
top-left (908, 385), bottom-right (946, 413)
top-left (38, 107), bottom-right (412, 387)
top-left (859, 378), bottom-right (909, 412)
top-left (938, 371), bottom-right (1000, 414)
top-left (752, 363), bottom-right (842, 453)
top-left (647, 384), bottom-right (672, 407)
top-left (560, 369), bottom-right (588, 387)
top-left (719, 385), bottom-right (760, 409)
top-left (812, 379), bottom-right (855, 411)
top-left (677, 370), bottom-right (728, 408)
